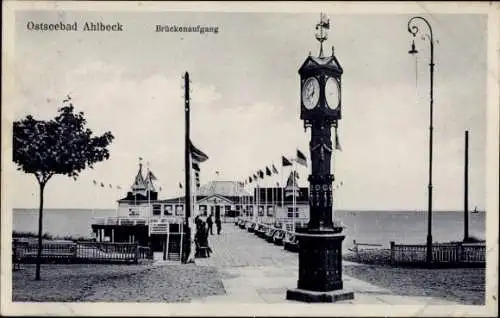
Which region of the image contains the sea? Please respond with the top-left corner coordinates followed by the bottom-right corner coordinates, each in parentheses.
top-left (12, 209), bottom-right (485, 249)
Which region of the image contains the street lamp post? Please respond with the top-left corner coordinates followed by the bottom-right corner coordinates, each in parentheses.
top-left (407, 16), bottom-right (435, 266)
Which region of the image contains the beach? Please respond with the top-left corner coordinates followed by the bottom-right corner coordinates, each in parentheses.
top-left (343, 265), bottom-right (485, 305)
top-left (12, 263), bottom-right (225, 302)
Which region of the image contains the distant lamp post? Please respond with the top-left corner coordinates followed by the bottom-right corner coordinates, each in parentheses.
top-left (407, 16), bottom-right (435, 266)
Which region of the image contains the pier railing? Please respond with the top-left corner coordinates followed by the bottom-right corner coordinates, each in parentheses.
top-left (233, 218), bottom-right (486, 268)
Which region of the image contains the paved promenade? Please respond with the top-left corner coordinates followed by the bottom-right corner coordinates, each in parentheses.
top-left (190, 223), bottom-right (459, 305)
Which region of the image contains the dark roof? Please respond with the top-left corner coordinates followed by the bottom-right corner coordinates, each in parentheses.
top-left (118, 191), bottom-right (158, 202)
top-left (298, 54), bottom-right (343, 75)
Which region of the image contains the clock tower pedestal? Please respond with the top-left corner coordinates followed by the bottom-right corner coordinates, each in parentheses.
top-left (286, 14), bottom-right (354, 303)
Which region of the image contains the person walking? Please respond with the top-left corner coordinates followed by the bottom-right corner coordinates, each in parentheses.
top-left (207, 213), bottom-right (214, 235)
top-left (215, 216), bottom-right (222, 235)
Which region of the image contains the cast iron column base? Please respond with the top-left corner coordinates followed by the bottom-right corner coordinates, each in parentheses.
top-left (286, 230), bottom-right (354, 303)
top-left (287, 288), bottom-right (354, 303)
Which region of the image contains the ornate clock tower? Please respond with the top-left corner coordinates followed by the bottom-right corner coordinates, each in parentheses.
top-left (286, 13), bottom-right (354, 302)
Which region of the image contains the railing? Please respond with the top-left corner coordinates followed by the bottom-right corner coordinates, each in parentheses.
top-left (137, 246), bottom-right (154, 260)
top-left (92, 216), bottom-right (184, 227)
top-left (13, 240), bottom-right (151, 264)
top-left (390, 241), bottom-right (485, 267)
top-left (17, 241), bottom-right (78, 263)
top-left (76, 242), bottom-right (139, 263)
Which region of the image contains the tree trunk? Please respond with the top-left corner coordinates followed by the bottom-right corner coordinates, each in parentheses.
top-left (35, 182), bottom-right (45, 280)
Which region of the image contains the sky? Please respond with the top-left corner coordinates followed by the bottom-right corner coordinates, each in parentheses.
top-left (5, 7), bottom-right (491, 210)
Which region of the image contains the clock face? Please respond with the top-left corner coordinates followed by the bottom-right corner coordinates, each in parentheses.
top-left (325, 77), bottom-right (340, 109)
top-left (302, 77), bottom-right (320, 110)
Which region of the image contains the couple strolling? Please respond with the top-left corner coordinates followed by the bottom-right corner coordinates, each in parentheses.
top-left (206, 213), bottom-right (222, 235)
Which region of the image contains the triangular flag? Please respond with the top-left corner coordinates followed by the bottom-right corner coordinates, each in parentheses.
top-left (265, 166), bottom-right (272, 176)
top-left (282, 156), bottom-right (292, 167)
top-left (296, 149), bottom-right (307, 167)
top-left (272, 164), bottom-right (279, 174)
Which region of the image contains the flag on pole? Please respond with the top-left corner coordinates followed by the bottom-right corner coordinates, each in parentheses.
top-left (282, 156), bottom-right (293, 167)
top-left (92, 180), bottom-right (97, 186)
top-left (192, 162), bottom-right (200, 172)
top-left (265, 166), bottom-right (272, 176)
top-left (272, 164), bottom-right (279, 174)
top-left (100, 182), bottom-right (105, 187)
top-left (316, 12), bottom-right (330, 30)
top-left (334, 127), bottom-right (342, 151)
top-left (296, 149), bottom-right (308, 167)
top-left (190, 141), bottom-right (209, 162)
top-left (195, 171), bottom-right (200, 189)
top-left (147, 171), bottom-right (158, 181)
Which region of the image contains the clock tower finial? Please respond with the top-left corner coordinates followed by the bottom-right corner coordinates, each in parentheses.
top-left (315, 12), bottom-right (330, 58)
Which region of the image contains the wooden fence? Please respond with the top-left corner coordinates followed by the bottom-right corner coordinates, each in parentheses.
top-left (345, 241), bottom-right (485, 267)
top-left (13, 240), bottom-right (154, 265)
top-left (390, 241), bottom-right (485, 267)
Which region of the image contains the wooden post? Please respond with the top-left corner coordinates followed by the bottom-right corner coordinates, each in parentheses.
top-left (390, 241), bottom-right (395, 265)
top-left (163, 234), bottom-right (167, 261)
top-left (183, 72), bottom-right (191, 263)
top-left (135, 243), bottom-right (139, 264)
top-left (464, 130), bottom-right (469, 242)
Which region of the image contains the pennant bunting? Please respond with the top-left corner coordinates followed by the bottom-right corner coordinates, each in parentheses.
top-left (265, 166), bottom-right (272, 176)
top-left (258, 170), bottom-right (264, 179)
top-left (272, 164), bottom-right (279, 174)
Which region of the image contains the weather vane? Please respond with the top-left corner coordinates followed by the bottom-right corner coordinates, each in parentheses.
top-left (315, 12), bottom-right (330, 58)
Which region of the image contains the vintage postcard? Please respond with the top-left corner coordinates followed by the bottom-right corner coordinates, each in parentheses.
top-left (1, 1), bottom-right (498, 316)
